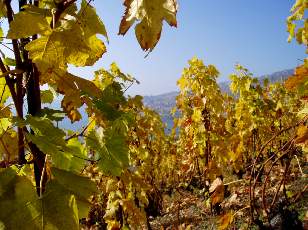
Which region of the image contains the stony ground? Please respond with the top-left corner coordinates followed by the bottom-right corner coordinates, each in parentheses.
top-left (149, 158), bottom-right (308, 230)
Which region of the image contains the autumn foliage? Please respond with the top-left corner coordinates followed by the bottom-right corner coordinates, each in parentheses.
top-left (0, 0), bottom-right (307, 229)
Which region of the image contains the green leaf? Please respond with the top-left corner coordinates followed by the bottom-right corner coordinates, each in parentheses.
top-left (41, 89), bottom-right (54, 103)
top-left (38, 108), bottom-right (66, 122)
top-left (52, 137), bottom-right (88, 173)
top-left (24, 116), bottom-right (69, 157)
top-left (0, 168), bottom-right (78, 230)
top-left (86, 128), bottom-right (129, 176)
top-left (2, 57), bottom-right (16, 66)
top-left (0, 168), bottom-right (16, 197)
top-left (51, 168), bottom-right (97, 218)
top-left (52, 168), bottom-right (97, 203)
top-left (7, 6), bottom-right (51, 39)
top-left (92, 82), bottom-right (126, 121)
top-left (0, 168), bottom-right (95, 229)
top-left (26, 115), bottom-right (65, 139)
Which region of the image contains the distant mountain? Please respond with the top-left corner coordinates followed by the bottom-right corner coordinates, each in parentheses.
top-left (143, 68), bottom-right (294, 131)
top-left (58, 68), bottom-right (294, 132)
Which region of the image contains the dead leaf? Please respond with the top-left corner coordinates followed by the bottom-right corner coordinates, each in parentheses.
top-left (218, 212), bottom-right (233, 230)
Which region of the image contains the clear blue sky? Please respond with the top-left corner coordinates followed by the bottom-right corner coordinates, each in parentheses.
top-left (3, 1), bottom-right (305, 95)
top-left (73, 0), bottom-right (304, 96)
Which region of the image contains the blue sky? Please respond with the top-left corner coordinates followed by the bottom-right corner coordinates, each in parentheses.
top-left (3, 1), bottom-right (305, 96)
top-left (75, 0), bottom-right (305, 96)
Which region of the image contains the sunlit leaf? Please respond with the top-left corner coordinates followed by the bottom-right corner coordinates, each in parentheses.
top-left (119, 0), bottom-right (178, 51)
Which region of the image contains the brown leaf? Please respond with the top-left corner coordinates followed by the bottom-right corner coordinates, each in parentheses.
top-left (210, 177), bottom-right (225, 206)
top-left (209, 177), bottom-right (223, 194)
top-left (285, 64), bottom-right (308, 91)
top-left (295, 125), bottom-right (308, 144)
top-left (218, 212), bottom-right (233, 230)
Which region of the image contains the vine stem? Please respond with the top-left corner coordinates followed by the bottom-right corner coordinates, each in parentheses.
top-left (294, 155), bottom-right (304, 177)
top-left (269, 161), bottom-right (290, 210)
top-left (4, 0), bottom-right (26, 165)
top-left (249, 115), bottom-right (308, 220)
top-left (65, 120), bottom-right (94, 141)
top-left (261, 143), bottom-right (293, 217)
top-left (40, 155), bottom-right (48, 198)
top-left (252, 136), bottom-right (295, 207)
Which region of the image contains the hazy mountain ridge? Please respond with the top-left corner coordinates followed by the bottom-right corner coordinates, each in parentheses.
top-left (143, 68), bottom-right (294, 130)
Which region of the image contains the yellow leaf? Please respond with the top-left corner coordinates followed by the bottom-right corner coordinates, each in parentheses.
top-left (192, 109), bottom-right (202, 122)
top-left (7, 6), bottom-right (51, 39)
top-left (285, 65), bottom-right (308, 92)
top-left (119, 0), bottom-right (178, 51)
top-left (218, 212), bottom-right (233, 230)
top-left (295, 125), bottom-right (308, 144)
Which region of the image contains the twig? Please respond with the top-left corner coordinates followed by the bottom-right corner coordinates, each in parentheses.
top-left (233, 205), bottom-right (250, 217)
top-left (65, 120), bottom-right (93, 141)
top-left (252, 136), bottom-right (295, 202)
top-left (249, 116), bottom-right (307, 220)
top-left (261, 145), bottom-right (294, 215)
top-left (0, 43), bottom-right (14, 52)
top-left (72, 154), bottom-right (99, 163)
top-left (224, 179), bottom-right (244, 186)
top-left (293, 185), bottom-right (308, 202)
top-left (294, 155), bottom-right (304, 177)
top-left (0, 83), bottom-right (7, 104)
top-left (40, 155), bottom-right (48, 198)
top-left (269, 160), bottom-right (290, 210)
top-left (5, 0), bottom-right (26, 164)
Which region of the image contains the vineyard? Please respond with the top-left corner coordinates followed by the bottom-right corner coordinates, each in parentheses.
top-left (0, 0), bottom-right (307, 229)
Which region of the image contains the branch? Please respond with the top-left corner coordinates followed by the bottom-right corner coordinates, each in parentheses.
top-left (53, 0), bottom-right (78, 25)
top-left (249, 115), bottom-right (308, 219)
top-left (40, 155), bottom-right (48, 198)
top-left (65, 120), bottom-right (93, 141)
top-left (4, 0), bottom-right (26, 164)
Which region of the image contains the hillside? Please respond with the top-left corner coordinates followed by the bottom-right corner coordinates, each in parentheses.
top-left (143, 68), bottom-right (294, 131)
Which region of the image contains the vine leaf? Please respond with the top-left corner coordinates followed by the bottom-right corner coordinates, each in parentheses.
top-left (209, 177), bottom-right (225, 206)
top-left (52, 137), bottom-right (88, 173)
top-left (56, 70), bottom-right (102, 122)
top-left (287, 0), bottom-right (307, 47)
top-left (295, 125), bottom-right (308, 144)
top-left (218, 212), bottom-right (233, 230)
top-left (92, 82), bottom-right (126, 121)
top-left (86, 127), bottom-right (129, 176)
top-left (285, 64), bottom-right (308, 97)
top-left (21, 116), bottom-right (89, 171)
top-left (51, 168), bottom-right (97, 218)
top-left (24, 116), bottom-right (68, 158)
top-left (119, 0), bottom-right (178, 51)
top-left (0, 168), bottom-right (96, 229)
top-left (37, 68), bottom-right (102, 121)
top-left (0, 0), bottom-right (7, 18)
top-left (41, 89), bottom-right (54, 104)
top-left (0, 77), bottom-right (10, 104)
top-left (7, 6), bottom-right (51, 39)
top-left (77, 0), bottom-right (108, 66)
top-left (79, 0), bottom-right (108, 40)
top-left (0, 130), bottom-right (18, 161)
